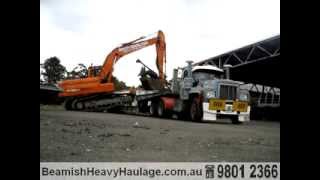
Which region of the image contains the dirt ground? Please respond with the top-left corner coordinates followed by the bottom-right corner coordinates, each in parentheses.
top-left (40, 105), bottom-right (280, 162)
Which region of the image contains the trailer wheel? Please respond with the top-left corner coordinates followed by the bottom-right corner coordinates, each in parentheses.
top-left (189, 97), bottom-right (203, 122)
top-left (138, 101), bottom-right (148, 113)
top-left (157, 100), bottom-right (165, 117)
top-left (150, 101), bottom-right (158, 116)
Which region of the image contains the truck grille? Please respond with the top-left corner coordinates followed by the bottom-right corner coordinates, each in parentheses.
top-left (220, 85), bottom-right (237, 100)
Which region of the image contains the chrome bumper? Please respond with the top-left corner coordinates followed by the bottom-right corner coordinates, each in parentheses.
top-left (202, 102), bottom-right (250, 122)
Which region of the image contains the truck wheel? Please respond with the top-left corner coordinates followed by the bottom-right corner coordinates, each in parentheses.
top-left (189, 97), bottom-right (203, 122)
top-left (177, 112), bottom-right (186, 120)
top-left (150, 101), bottom-right (158, 117)
top-left (138, 101), bottom-right (148, 113)
top-left (231, 116), bottom-right (242, 124)
top-left (157, 100), bottom-right (165, 118)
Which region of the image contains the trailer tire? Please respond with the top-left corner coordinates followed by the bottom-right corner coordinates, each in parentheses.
top-left (189, 97), bottom-right (203, 122)
top-left (138, 101), bottom-right (148, 113)
top-left (157, 100), bottom-right (165, 118)
top-left (150, 101), bottom-right (158, 117)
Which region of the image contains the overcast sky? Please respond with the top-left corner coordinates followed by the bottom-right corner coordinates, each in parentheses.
top-left (40, 0), bottom-right (280, 86)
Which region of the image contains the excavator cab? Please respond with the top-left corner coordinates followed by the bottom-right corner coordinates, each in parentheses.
top-left (88, 65), bottom-right (102, 77)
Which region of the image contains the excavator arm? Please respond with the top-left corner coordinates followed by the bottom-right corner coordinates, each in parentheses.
top-left (99, 30), bottom-right (166, 84)
top-left (58, 30), bottom-right (166, 97)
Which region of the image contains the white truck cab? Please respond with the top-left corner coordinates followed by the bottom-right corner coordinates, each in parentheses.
top-left (192, 65), bottom-right (251, 123)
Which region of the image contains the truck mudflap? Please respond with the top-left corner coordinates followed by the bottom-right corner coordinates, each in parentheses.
top-left (202, 102), bottom-right (251, 122)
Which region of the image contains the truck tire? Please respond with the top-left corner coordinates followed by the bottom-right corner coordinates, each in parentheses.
top-left (189, 97), bottom-right (203, 122)
top-left (138, 101), bottom-right (148, 113)
top-left (150, 101), bottom-right (158, 117)
top-left (178, 112), bottom-right (191, 121)
top-left (157, 100), bottom-right (165, 118)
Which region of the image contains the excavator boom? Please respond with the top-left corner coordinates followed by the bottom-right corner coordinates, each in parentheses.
top-left (58, 30), bottom-right (166, 98)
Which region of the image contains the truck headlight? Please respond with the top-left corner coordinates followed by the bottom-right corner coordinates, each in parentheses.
top-left (206, 91), bottom-right (216, 99)
top-left (239, 94), bottom-right (248, 101)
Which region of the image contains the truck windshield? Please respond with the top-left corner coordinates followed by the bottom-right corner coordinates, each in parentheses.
top-left (192, 70), bottom-right (223, 81)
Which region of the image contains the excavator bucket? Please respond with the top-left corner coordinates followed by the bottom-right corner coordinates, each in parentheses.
top-left (140, 77), bottom-right (164, 90)
top-left (138, 66), bottom-right (164, 90)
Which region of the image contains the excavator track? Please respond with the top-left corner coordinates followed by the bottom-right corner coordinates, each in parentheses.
top-left (64, 94), bottom-right (133, 112)
top-left (63, 90), bottom-right (171, 115)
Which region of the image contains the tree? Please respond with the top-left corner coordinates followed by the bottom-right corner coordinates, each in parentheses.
top-left (41, 57), bottom-right (66, 83)
top-left (44, 60), bottom-right (129, 90)
top-left (66, 63), bottom-right (88, 79)
top-left (112, 76), bottom-right (129, 90)
top-left (40, 63), bottom-right (44, 84)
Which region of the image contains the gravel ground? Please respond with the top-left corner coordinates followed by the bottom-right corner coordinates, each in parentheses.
top-left (40, 105), bottom-right (280, 162)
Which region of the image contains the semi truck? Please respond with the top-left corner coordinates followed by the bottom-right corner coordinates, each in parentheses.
top-left (58, 30), bottom-right (250, 123)
top-left (134, 60), bottom-right (251, 124)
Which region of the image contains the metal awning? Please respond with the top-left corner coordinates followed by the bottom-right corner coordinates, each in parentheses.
top-left (194, 35), bottom-right (280, 87)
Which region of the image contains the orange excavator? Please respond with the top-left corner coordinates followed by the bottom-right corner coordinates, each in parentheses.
top-left (58, 30), bottom-right (166, 111)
